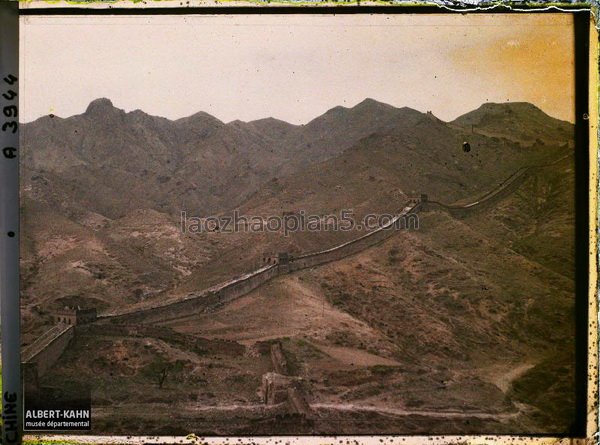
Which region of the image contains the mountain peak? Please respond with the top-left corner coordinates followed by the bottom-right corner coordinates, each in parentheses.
top-left (479, 102), bottom-right (542, 113)
top-left (175, 111), bottom-right (224, 127)
top-left (85, 98), bottom-right (118, 115)
top-left (250, 117), bottom-right (288, 125)
top-left (453, 101), bottom-right (565, 126)
top-left (451, 101), bottom-right (573, 142)
top-left (354, 98), bottom-right (395, 110)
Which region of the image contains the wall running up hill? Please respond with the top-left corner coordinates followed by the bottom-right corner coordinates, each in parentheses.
top-left (22, 324), bottom-right (74, 377)
top-left (101, 201), bottom-right (421, 325)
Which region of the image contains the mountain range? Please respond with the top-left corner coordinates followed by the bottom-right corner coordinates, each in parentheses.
top-left (21, 98), bottom-right (572, 308)
top-left (21, 98), bottom-right (571, 217)
top-left (20, 98), bottom-right (576, 434)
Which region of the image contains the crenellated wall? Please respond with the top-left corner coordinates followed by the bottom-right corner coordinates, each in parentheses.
top-left (101, 202), bottom-right (421, 325)
top-left (99, 155), bottom-right (548, 326)
top-left (22, 156), bottom-right (567, 375)
top-left (289, 206), bottom-right (420, 272)
top-left (105, 263), bottom-right (281, 324)
top-left (424, 167), bottom-right (530, 218)
top-left (22, 324), bottom-right (74, 377)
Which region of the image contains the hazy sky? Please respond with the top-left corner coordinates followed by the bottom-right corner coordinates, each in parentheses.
top-left (20, 14), bottom-right (574, 124)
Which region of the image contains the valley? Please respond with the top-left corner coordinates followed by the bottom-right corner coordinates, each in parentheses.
top-left (20, 98), bottom-right (576, 435)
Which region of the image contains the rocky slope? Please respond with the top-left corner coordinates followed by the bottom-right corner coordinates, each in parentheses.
top-left (21, 99), bottom-right (577, 434)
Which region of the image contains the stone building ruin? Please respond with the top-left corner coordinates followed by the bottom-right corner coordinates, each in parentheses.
top-left (53, 306), bottom-right (97, 325)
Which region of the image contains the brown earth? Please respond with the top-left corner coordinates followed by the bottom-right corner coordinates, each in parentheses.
top-left (24, 99), bottom-right (576, 435)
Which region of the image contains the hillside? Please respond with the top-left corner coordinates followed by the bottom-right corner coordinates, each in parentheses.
top-left (44, 158), bottom-right (576, 434)
top-left (174, 103), bottom-right (571, 295)
top-left (22, 98), bottom-right (426, 219)
top-left (21, 99), bottom-right (574, 328)
top-left (21, 98), bottom-right (577, 435)
top-left (451, 102), bottom-right (573, 145)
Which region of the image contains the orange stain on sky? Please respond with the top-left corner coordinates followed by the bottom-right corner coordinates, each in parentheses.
top-left (450, 14), bottom-right (574, 122)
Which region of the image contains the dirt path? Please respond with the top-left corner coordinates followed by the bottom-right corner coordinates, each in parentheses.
top-left (93, 401), bottom-right (519, 422)
top-left (314, 344), bottom-right (401, 367)
top-left (312, 403), bottom-right (520, 420)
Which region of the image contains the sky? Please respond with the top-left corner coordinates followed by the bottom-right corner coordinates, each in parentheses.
top-left (20, 13), bottom-right (575, 124)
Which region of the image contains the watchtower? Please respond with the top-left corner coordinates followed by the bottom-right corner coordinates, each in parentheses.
top-left (53, 306), bottom-right (97, 325)
top-left (278, 252), bottom-right (291, 273)
top-left (262, 253), bottom-right (278, 265)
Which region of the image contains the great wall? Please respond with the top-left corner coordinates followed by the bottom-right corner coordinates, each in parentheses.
top-left (95, 199), bottom-right (421, 325)
top-left (22, 323), bottom-right (74, 376)
top-left (424, 166), bottom-right (530, 218)
top-left (21, 154), bottom-right (569, 408)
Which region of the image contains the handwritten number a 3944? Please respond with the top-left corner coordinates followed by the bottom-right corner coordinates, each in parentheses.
top-left (2, 74), bottom-right (18, 160)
